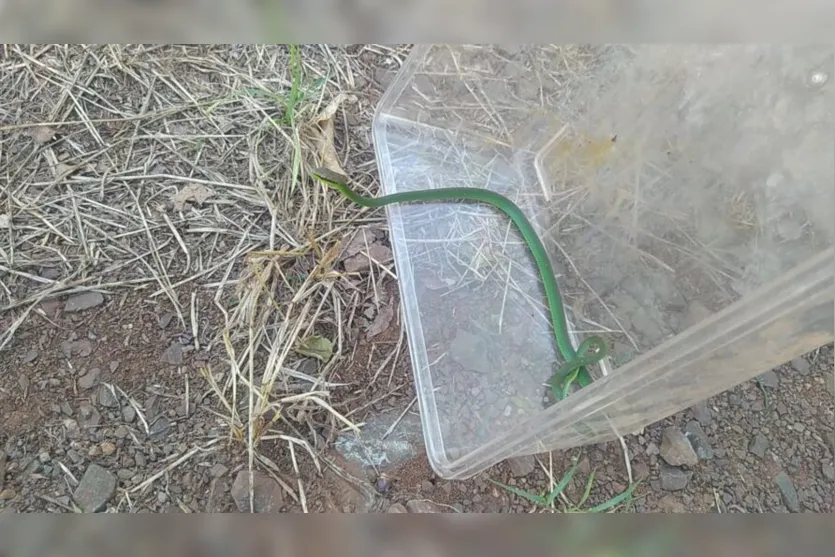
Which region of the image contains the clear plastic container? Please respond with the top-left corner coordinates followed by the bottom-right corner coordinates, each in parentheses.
top-left (371, 45), bottom-right (835, 479)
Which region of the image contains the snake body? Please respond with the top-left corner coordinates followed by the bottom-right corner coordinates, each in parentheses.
top-left (312, 167), bottom-right (606, 400)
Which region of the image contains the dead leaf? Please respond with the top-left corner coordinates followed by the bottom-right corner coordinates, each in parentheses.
top-left (305, 93), bottom-right (357, 176)
top-left (0, 214), bottom-right (9, 228)
top-left (295, 335), bottom-right (334, 362)
top-left (171, 183), bottom-right (214, 211)
top-left (343, 242), bottom-right (393, 273)
top-left (366, 297), bottom-right (396, 339)
top-left (27, 126), bottom-right (57, 144)
top-left (53, 162), bottom-right (77, 181)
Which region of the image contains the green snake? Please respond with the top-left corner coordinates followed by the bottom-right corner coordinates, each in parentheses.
top-left (311, 167), bottom-right (607, 401)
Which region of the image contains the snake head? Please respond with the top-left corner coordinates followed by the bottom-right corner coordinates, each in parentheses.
top-left (311, 166), bottom-right (348, 189)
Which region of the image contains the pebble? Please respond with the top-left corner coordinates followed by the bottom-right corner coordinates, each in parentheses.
top-left (406, 499), bottom-right (445, 513)
top-left (0, 488), bottom-right (16, 501)
top-left (660, 427), bottom-right (698, 466)
top-left (97, 385), bottom-right (119, 408)
top-left (115, 426), bottom-right (129, 439)
top-left (209, 463), bottom-right (228, 478)
top-left (162, 343), bottom-right (184, 366)
top-left (757, 370), bottom-right (780, 388)
top-left (749, 433), bottom-right (769, 459)
top-left (73, 464), bottom-right (116, 512)
top-left (822, 461), bottom-right (834, 481)
top-left (61, 339), bottom-right (93, 358)
top-left (122, 406), bottom-right (136, 423)
top-left (117, 469), bottom-right (134, 480)
top-left (64, 292), bottom-right (105, 313)
top-left (775, 472), bottom-right (800, 512)
top-left (689, 400), bottom-right (712, 426)
top-left (645, 442), bottom-right (660, 456)
top-left (100, 442), bottom-right (116, 456)
top-left (134, 452), bottom-right (146, 467)
top-left (230, 471), bottom-right (284, 513)
top-left (149, 417), bottom-right (172, 441)
top-left (387, 502), bottom-right (408, 513)
top-left (659, 463), bottom-right (692, 491)
top-left (684, 421), bottom-right (713, 461)
top-left (507, 455), bottom-right (535, 477)
top-left (790, 358), bottom-right (811, 376)
top-left (78, 368), bottom-right (101, 390)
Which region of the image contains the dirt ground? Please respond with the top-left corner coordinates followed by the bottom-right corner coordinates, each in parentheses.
top-left (0, 44), bottom-right (832, 513)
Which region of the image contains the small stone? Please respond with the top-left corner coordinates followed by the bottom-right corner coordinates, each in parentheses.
top-left (114, 426), bottom-right (129, 439)
top-left (78, 368), bottom-right (101, 390)
top-left (60, 402), bottom-right (73, 416)
top-left (73, 464), bottom-right (116, 512)
top-left (109, 361), bottom-right (120, 373)
top-left (646, 442), bottom-right (660, 456)
top-left (88, 445), bottom-right (101, 457)
top-left (157, 312), bottom-right (175, 329)
top-left (0, 488), bottom-right (16, 501)
top-left (117, 469), bottom-right (134, 480)
top-left (684, 421), bottom-right (713, 461)
top-left (149, 417), bottom-right (172, 441)
top-left (230, 471), bottom-right (285, 512)
top-left (373, 476), bottom-right (391, 493)
top-left (209, 463), bottom-right (228, 478)
top-left (387, 502), bottom-right (408, 513)
top-left (821, 461), bottom-right (834, 481)
top-left (134, 452), bottom-right (146, 467)
top-left (775, 472), bottom-right (800, 512)
top-left (792, 423), bottom-right (805, 433)
top-left (78, 404), bottom-right (101, 427)
top-left (749, 433), bottom-right (769, 459)
top-left (689, 400), bottom-right (712, 426)
top-left (38, 451), bottom-right (51, 463)
top-left (420, 480), bottom-right (434, 493)
top-left (67, 450), bottom-right (82, 464)
top-left (60, 339), bottom-right (93, 358)
top-left (21, 348), bottom-right (38, 364)
top-left (122, 406), bottom-right (136, 423)
top-left (756, 370), bottom-right (780, 389)
top-left (100, 442), bottom-right (116, 456)
top-left (64, 292), bottom-right (105, 313)
top-left (63, 418), bottom-right (82, 438)
top-left (791, 358), bottom-right (811, 376)
top-left (157, 491), bottom-right (168, 504)
top-left (660, 427), bottom-right (698, 466)
top-left (162, 344), bottom-right (184, 366)
top-left (507, 455), bottom-right (535, 477)
top-left (98, 385), bottom-right (119, 408)
top-left (659, 463), bottom-right (692, 491)
top-left (406, 499), bottom-right (445, 513)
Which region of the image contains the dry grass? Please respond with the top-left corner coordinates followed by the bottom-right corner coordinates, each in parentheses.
top-left (0, 43), bottom-right (411, 508)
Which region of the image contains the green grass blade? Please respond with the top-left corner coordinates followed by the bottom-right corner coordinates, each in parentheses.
top-left (489, 479), bottom-right (547, 506)
top-left (575, 470), bottom-right (596, 509)
top-left (585, 481), bottom-right (640, 513)
top-left (545, 458), bottom-right (580, 506)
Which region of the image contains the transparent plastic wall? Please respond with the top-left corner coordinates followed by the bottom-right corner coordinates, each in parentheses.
top-left (371, 45), bottom-right (835, 479)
